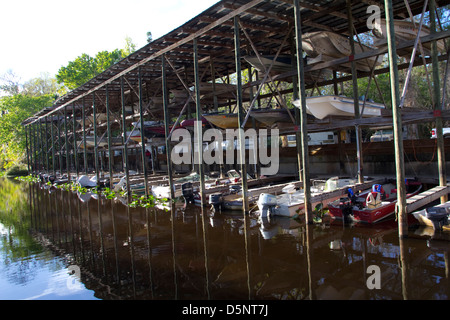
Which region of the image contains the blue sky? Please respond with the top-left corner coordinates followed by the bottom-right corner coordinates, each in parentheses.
top-left (0, 0), bottom-right (219, 82)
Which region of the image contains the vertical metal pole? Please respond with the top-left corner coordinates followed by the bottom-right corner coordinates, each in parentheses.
top-left (121, 77), bottom-right (131, 199)
top-left (50, 115), bottom-right (56, 176)
top-left (106, 85), bottom-right (114, 188)
top-left (385, 0), bottom-right (407, 237)
top-left (64, 106), bottom-right (71, 182)
top-left (291, 37), bottom-right (302, 182)
top-left (430, 0), bottom-right (447, 203)
top-left (193, 40), bottom-right (206, 205)
top-left (57, 110), bottom-right (63, 175)
top-left (294, 0), bottom-right (312, 223)
top-left (138, 67), bottom-right (149, 197)
top-left (34, 123), bottom-right (39, 172)
top-left (162, 55), bottom-right (175, 200)
top-left (347, 0), bottom-right (364, 184)
top-left (72, 104), bottom-right (79, 179)
top-left (28, 125), bottom-right (33, 173)
top-left (82, 98), bottom-right (88, 174)
top-left (45, 117), bottom-right (50, 173)
top-left (25, 125), bottom-right (31, 174)
top-left (39, 120), bottom-right (45, 172)
top-left (234, 17), bottom-right (249, 213)
top-left (93, 93), bottom-right (100, 183)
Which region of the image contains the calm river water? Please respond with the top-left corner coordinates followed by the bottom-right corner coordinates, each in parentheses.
top-left (0, 177), bottom-right (449, 301)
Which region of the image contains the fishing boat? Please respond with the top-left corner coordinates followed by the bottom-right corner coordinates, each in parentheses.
top-left (151, 172), bottom-right (214, 200)
top-left (328, 179), bottom-right (422, 224)
top-left (257, 177), bottom-right (357, 218)
top-left (301, 31), bottom-right (383, 72)
top-left (293, 95), bottom-right (385, 120)
top-left (372, 19), bottom-right (446, 54)
top-left (412, 201), bottom-right (450, 231)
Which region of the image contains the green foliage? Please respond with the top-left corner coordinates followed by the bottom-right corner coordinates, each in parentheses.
top-left (56, 38), bottom-right (137, 90)
top-left (0, 94), bottom-right (54, 169)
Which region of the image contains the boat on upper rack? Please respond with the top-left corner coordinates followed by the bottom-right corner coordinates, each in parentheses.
top-left (372, 18), bottom-right (446, 56)
top-left (328, 179), bottom-right (422, 224)
top-left (301, 31), bottom-right (383, 72)
top-left (249, 108), bottom-right (295, 127)
top-left (203, 112), bottom-right (267, 129)
top-left (412, 201), bottom-right (450, 231)
top-left (244, 54), bottom-right (332, 83)
top-left (293, 95), bottom-right (385, 120)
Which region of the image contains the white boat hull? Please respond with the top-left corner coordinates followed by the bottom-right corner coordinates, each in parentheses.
top-left (294, 95), bottom-right (384, 120)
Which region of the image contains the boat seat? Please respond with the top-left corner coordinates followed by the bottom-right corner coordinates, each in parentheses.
top-left (366, 192), bottom-right (382, 209)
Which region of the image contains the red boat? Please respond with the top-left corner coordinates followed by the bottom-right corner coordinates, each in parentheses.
top-left (328, 179), bottom-right (422, 224)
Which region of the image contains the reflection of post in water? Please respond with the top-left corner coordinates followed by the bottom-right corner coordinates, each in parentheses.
top-left (97, 197), bottom-right (107, 278)
top-left (305, 223), bottom-right (315, 300)
top-left (243, 213), bottom-right (253, 300)
top-left (127, 204), bottom-right (137, 299)
top-left (170, 202), bottom-right (179, 299)
top-left (76, 196), bottom-right (85, 265)
top-left (200, 205), bottom-right (211, 299)
top-left (111, 199), bottom-right (120, 285)
top-left (145, 208), bottom-right (155, 299)
top-left (399, 237), bottom-right (410, 300)
top-left (87, 199), bottom-right (95, 270)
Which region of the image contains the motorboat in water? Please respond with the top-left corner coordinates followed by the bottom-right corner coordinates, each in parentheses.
top-left (257, 177), bottom-right (358, 218)
top-left (328, 179), bottom-right (422, 224)
top-left (412, 201), bottom-right (450, 231)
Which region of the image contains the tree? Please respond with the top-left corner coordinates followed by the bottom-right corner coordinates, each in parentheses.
top-left (0, 94), bottom-right (54, 169)
top-left (56, 38), bottom-right (138, 90)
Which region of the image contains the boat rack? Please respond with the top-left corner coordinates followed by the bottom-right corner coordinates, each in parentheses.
top-left (22, 0), bottom-right (450, 235)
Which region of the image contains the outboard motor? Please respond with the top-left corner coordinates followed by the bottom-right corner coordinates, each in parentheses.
top-left (425, 207), bottom-right (449, 231)
top-left (339, 197), bottom-right (353, 221)
top-left (258, 193), bottom-right (278, 218)
top-left (209, 193), bottom-right (223, 212)
top-left (182, 182), bottom-right (195, 204)
top-left (229, 185), bottom-right (241, 194)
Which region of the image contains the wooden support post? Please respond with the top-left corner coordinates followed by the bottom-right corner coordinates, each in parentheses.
top-left (92, 93), bottom-right (100, 183)
top-left (162, 55), bottom-right (175, 200)
top-left (193, 40), bottom-right (206, 205)
top-left (234, 17), bottom-right (250, 213)
top-left (385, 0), bottom-right (408, 237)
top-left (294, 0), bottom-right (312, 223)
top-left (138, 67), bottom-right (150, 197)
top-left (430, 0), bottom-right (447, 203)
top-left (120, 77), bottom-right (131, 199)
top-left (106, 85), bottom-right (114, 188)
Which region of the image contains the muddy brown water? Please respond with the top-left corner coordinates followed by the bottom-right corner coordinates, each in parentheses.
top-left (1, 178), bottom-right (449, 300)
